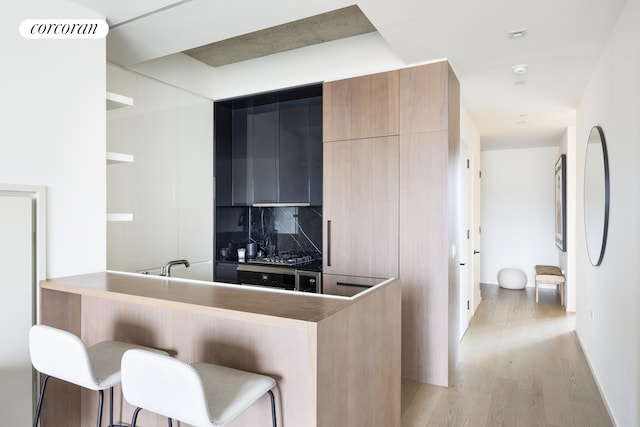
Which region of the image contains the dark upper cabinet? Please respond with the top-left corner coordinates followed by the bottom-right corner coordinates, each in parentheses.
top-left (278, 96), bottom-right (322, 205)
top-left (215, 84), bottom-right (322, 207)
top-left (251, 103), bottom-right (279, 204)
top-left (214, 103), bottom-right (233, 206)
top-left (231, 106), bottom-right (250, 205)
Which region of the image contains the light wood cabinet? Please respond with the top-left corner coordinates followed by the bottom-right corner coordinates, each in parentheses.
top-left (322, 62), bottom-right (460, 388)
top-left (323, 136), bottom-right (399, 279)
top-left (399, 63), bottom-right (451, 134)
top-left (398, 62), bottom-right (460, 386)
top-left (323, 70), bottom-right (399, 142)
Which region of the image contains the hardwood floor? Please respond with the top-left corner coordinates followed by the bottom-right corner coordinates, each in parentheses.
top-left (401, 284), bottom-right (613, 427)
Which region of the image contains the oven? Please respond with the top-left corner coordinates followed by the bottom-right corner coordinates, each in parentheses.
top-left (236, 263), bottom-right (321, 293)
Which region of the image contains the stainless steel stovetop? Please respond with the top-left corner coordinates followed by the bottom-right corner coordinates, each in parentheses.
top-left (247, 253), bottom-right (314, 266)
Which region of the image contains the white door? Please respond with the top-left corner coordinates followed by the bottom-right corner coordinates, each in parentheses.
top-left (0, 185), bottom-right (45, 425)
top-left (0, 193), bottom-right (35, 424)
top-left (471, 152), bottom-right (482, 312)
top-left (458, 141), bottom-right (470, 340)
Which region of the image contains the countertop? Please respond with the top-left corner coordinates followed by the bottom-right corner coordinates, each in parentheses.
top-left (41, 271), bottom-right (364, 323)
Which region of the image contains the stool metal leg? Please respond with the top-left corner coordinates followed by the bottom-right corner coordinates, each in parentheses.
top-left (131, 407), bottom-right (142, 427)
top-left (110, 386), bottom-right (114, 427)
top-left (131, 407), bottom-right (171, 427)
top-left (97, 389), bottom-right (104, 427)
top-left (107, 386), bottom-right (128, 427)
top-left (33, 374), bottom-right (50, 427)
top-left (268, 389), bottom-right (277, 427)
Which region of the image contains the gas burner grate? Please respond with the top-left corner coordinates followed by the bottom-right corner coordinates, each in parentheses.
top-left (249, 252), bottom-right (314, 266)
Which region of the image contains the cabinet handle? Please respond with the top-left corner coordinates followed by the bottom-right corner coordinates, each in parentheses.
top-left (327, 220), bottom-right (332, 267)
top-left (337, 281), bottom-right (371, 289)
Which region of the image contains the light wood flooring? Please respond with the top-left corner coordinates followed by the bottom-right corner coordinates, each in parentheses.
top-left (401, 284), bottom-right (614, 427)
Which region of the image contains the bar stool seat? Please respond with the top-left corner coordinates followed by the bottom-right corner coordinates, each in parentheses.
top-left (29, 324), bottom-right (166, 427)
top-left (121, 348), bottom-right (277, 427)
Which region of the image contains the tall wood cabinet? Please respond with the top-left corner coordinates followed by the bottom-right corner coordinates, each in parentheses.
top-left (322, 62), bottom-right (460, 387)
top-left (323, 70), bottom-right (400, 287)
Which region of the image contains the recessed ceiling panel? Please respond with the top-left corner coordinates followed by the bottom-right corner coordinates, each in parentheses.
top-left (183, 5), bottom-right (376, 67)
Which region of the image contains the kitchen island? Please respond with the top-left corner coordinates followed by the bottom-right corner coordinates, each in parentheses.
top-left (38, 272), bottom-right (400, 427)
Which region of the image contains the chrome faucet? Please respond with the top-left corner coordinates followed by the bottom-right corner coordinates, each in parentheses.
top-left (160, 259), bottom-right (190, 277)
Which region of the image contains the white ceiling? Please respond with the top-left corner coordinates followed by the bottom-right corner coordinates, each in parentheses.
top-left (70, 0), bottom-right (626, 149)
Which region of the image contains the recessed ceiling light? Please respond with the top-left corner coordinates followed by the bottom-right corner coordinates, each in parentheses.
top-left (512, 64), bottom-right (528, 75)
top-left (517, 120), bottom-right (527, 125)
top-left (513, 80), bottom-right (528, 86)
top-left (508, 29), bottom-right (527, 39)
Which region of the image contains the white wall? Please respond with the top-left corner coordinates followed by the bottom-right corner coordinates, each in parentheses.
top-left (1, 0), bottom-right (106, 277)
top-left (480, 146), bottom-right (561, 287)
top-left (575, 0), bottom-right (640, 425)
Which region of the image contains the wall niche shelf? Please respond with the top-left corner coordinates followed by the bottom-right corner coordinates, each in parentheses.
top-left (106, 151), bottom-right (134, 165)
top-left (106, 91), bottom-right (134, 110)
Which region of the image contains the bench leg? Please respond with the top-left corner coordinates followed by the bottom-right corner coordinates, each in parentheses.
top-left (535, 280), bottom-right (539, 303)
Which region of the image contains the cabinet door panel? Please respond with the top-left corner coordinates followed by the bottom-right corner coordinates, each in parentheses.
top-left (323, 71), bottom-right (399, 142)
top-left (232, 107), bottom-right (250, 205)
top-left (250, 104), bottom-right (278, 204)
top-left (323, 78), bottom-right (351, 142)
top-left (308, 97), bottom-right (323, 205)
top-left (215, 104), bottom-right (233, 207)
top-left (279, 98), bottom-right (310, 203)
top-left (399, 62), bottom-right (449, 134)
top-left (363, 71), bottom-right (399, 139)
top-left (323, 137), bottom-right (399, 278)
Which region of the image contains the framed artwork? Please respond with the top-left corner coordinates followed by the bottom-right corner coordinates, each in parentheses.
top-left (555, 154), bottom-right (566, 251)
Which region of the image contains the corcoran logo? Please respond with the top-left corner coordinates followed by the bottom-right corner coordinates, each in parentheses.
top-left (20, 19), bottom-right (109, 39)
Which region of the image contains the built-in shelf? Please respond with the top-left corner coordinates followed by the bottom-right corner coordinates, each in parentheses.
top-left (106, 213), bottom-right (133, 222)
top-left (106, 151), bottom-right (134, 164)
top-left (106, 91), bottom-right (134, 110)
top-left (106, 92), bottom-right (133, 221)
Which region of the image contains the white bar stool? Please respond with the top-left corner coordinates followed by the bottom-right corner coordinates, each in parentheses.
top-left (29, 324), bottom-right (167, 427)
top-left (121, 348), bottom-right (277, 427)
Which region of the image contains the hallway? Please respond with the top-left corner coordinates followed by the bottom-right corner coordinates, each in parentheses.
top-left (401, 284), bottom-right (613, 426)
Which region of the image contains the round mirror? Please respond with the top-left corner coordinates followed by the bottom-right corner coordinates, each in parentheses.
top-left (584, 125), bottom-right (610, 266)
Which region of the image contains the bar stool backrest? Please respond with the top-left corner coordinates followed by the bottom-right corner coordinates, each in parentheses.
top-left (121, 349), bottom-right (211, 426)
top-left (29, 325), bottom-right (96, 390)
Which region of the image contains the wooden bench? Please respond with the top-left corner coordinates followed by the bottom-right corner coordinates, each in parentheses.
top-left (534, 265), bottom-right (565, 306)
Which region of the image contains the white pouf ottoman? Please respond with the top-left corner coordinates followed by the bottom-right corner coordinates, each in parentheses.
top-left (497, 268), bottom-right (527, 290)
